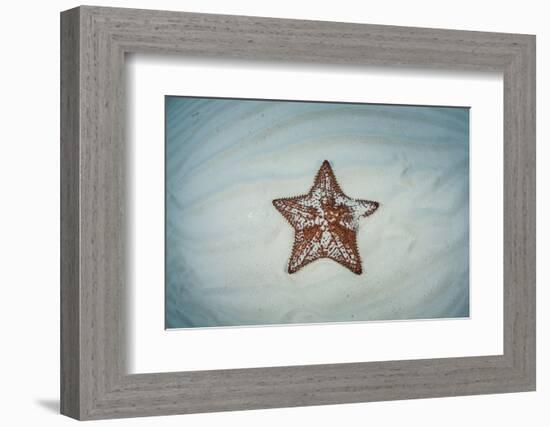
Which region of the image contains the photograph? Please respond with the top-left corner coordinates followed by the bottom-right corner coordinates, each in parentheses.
top-left (29, 1), bottom-right (537, 422)
top-left (165, 97), bottom-right (470, 328)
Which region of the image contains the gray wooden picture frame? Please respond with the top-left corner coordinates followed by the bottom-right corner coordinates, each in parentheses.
top-left (60, 5), bottom-right (536, 420)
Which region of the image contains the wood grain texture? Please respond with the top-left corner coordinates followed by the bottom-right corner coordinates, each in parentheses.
top-left (60, 7), bottom-right (80, 419)
top-left (60, 5), bottom-right (536, 420)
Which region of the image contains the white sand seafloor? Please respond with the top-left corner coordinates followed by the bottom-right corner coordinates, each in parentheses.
top-left (165, 97), bottom-right (470, 328)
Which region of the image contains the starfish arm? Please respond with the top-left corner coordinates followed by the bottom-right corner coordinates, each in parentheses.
top-left (310, 160), bottom-right (342, 195)
top-left (340, 197), bottom-right (379, 221)
top-left (288, 227), bottom-right (323, 273)
top-left (324, 228), bottom-right (362, 274)
top-left (273, 196), bottom-right (316, 230)
top-left (356, 199), bottom-right (379, 217)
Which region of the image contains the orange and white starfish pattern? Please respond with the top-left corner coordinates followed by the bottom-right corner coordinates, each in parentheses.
top-left (273, 160), bottom-right (379, 275)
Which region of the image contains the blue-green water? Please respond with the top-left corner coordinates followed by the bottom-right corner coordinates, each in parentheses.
top-left (165, 97), bottom-right (469, 329)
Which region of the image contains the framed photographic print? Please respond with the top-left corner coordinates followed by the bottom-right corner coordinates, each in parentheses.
top-left (60, 5), bottom-right (536, 420)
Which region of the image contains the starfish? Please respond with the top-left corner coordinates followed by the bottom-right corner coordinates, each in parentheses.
top-left (273, 160), bottom-right (379, 275)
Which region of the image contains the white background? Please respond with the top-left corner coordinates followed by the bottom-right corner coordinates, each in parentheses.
top-left (129, 57), bottom-right (502, 373)
top-left (0, 0), bottom-right (546, 426)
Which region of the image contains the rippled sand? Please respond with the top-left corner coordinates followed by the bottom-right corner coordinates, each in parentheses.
top-left (165, 97), bottom-right (469, 328)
